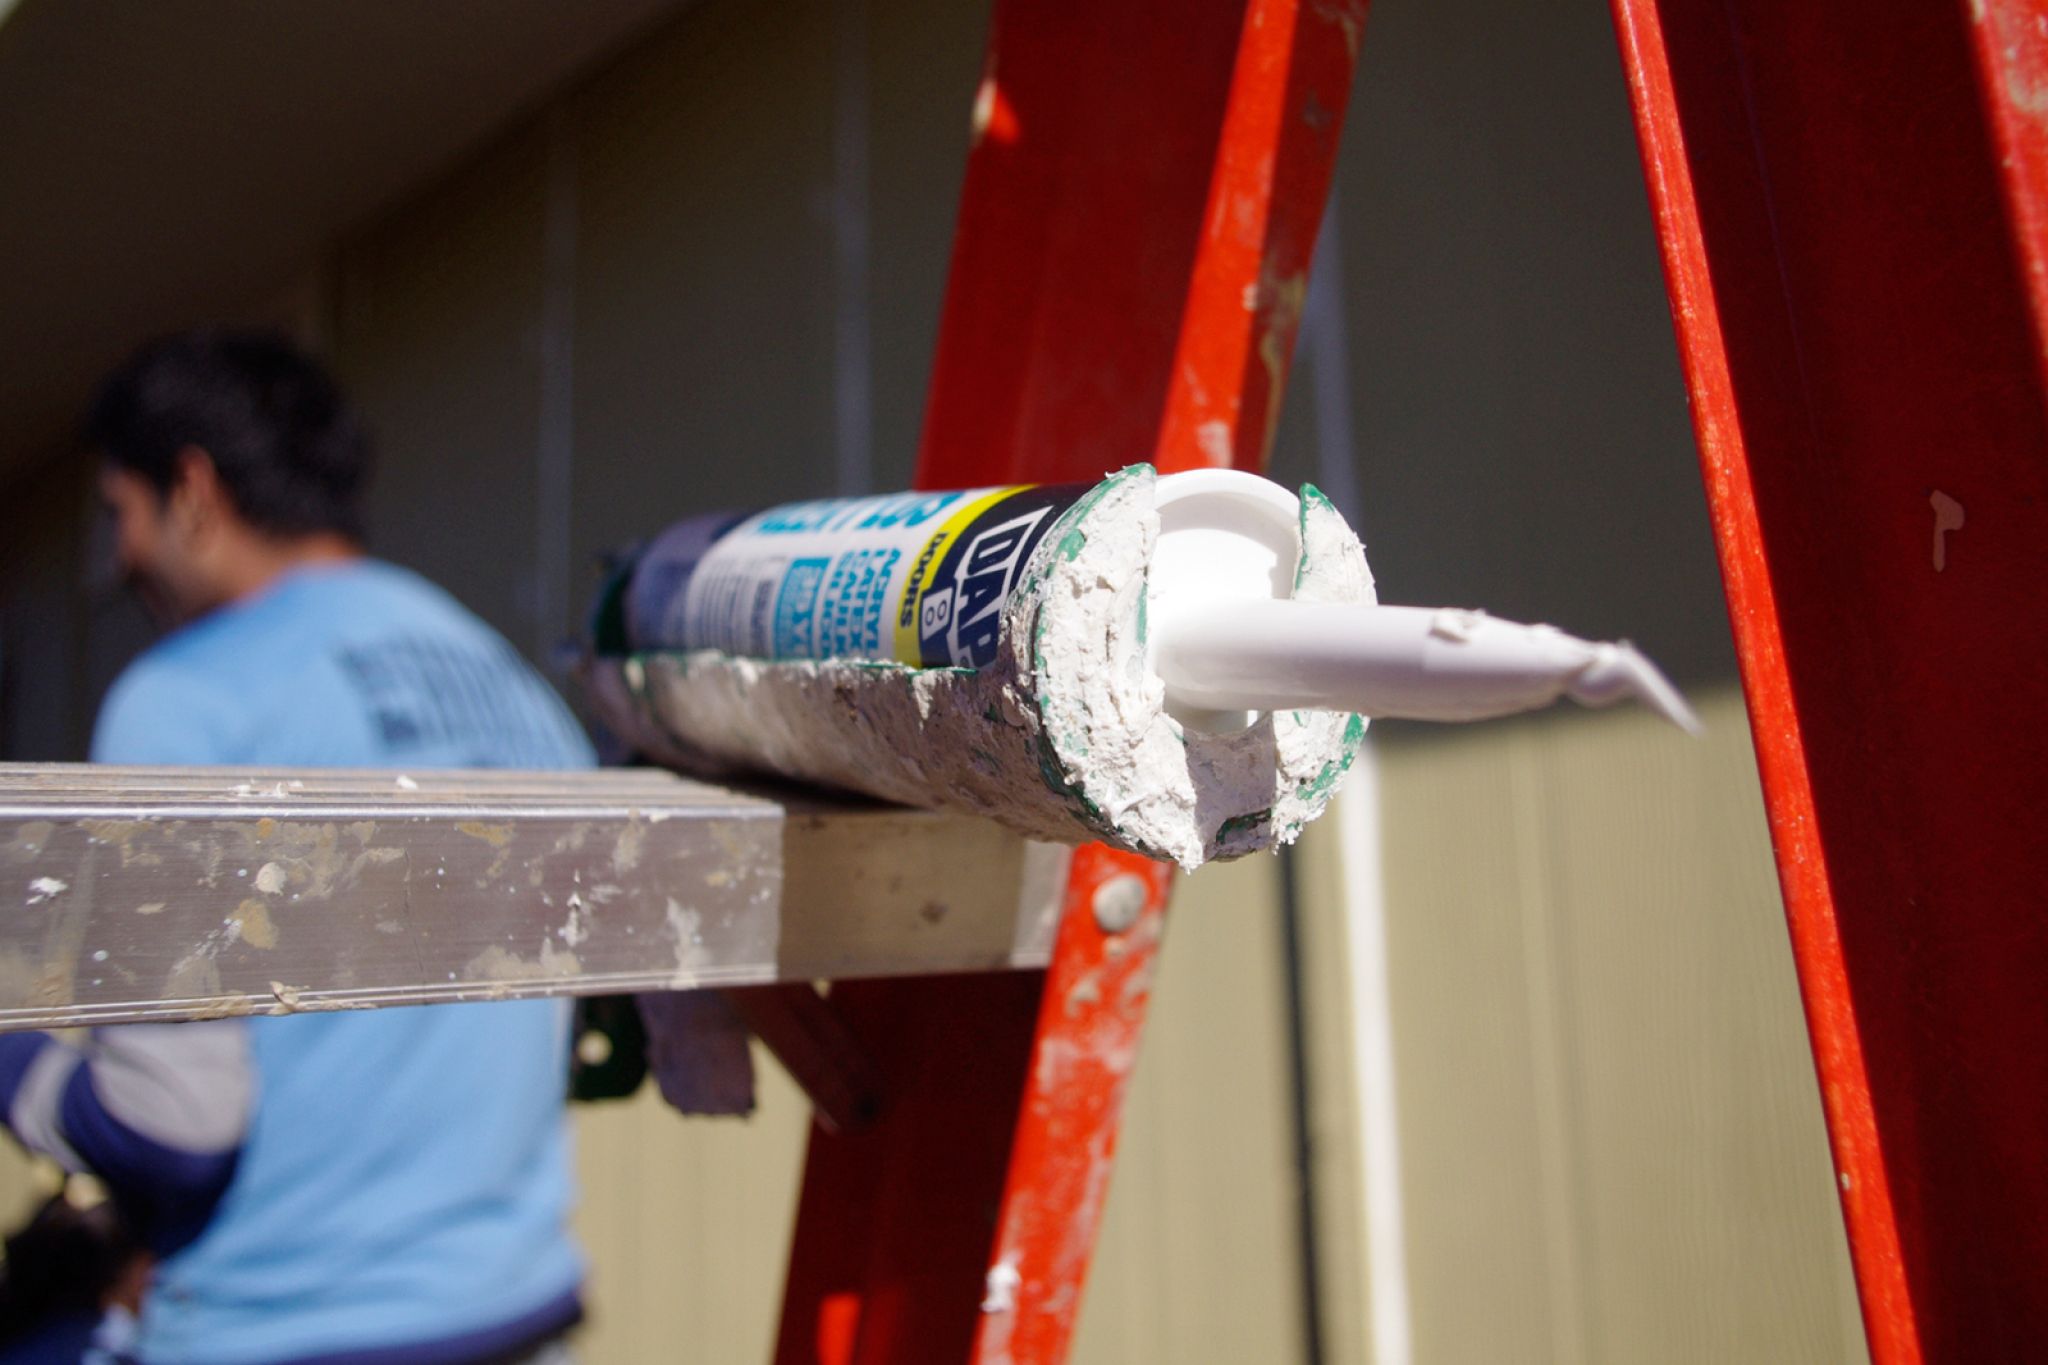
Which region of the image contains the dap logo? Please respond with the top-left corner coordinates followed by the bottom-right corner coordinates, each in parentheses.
top-left (918, 493), bottom-right (1074, 668)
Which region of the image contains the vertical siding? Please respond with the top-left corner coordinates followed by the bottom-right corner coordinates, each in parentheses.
top-left (1378, 691), bottom-right (1866, 1364)
top-left (0, 458), bottom-right (96, 761)
top-left (572, 1050), bottom-right (811, 1362)
top-left (1071, 856), bottom-right (1314, 1365)
top-left (566, 0), bottom-right (837, 573)
top-left (335, 127), bottom-right (552, 657)
top-left (1291, 799), bottom-right (1377, 1365)
top-left (564, 858), bottom-right (1337, 1365)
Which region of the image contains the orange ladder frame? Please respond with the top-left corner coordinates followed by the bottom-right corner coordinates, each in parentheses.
top-left (771, 2), bottom-right (2048, 1361)
top-left (772, 3), bottom-right (1365, 1362)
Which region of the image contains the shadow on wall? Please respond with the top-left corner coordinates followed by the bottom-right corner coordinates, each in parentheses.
top-left (0, 454), bottom-right (155, 762)
top-left (1, 0), bottom-right (1735, 760)
top-left (1266, 0), bottom-right (1736, 700)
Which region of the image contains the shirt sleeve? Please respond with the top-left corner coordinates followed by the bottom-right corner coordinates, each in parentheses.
top-left (91, 659), bottom-right (235, 765)
top-left (0, 1022), bottom-right (254, 1255)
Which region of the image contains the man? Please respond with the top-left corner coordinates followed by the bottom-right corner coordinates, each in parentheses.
top-left (0, 330), bottom-right (592, 1363)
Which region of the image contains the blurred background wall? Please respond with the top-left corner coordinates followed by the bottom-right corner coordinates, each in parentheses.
top-left (0, 0), bottom-right (1866, 1359)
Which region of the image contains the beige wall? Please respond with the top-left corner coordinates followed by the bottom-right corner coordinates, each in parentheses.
top-left (572, 1057), bottom-right (808, 1361)
top-left (568, 856), bottom-right (1340, 1364)
top-left (1373, 690), bottom-right (1865, 1363)
top-left (1072, 854), bottom-right (1325, 1364)
top-left (561, 685), bottom-right (1865, 1365)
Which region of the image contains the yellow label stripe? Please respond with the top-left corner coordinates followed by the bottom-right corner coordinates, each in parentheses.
top-left (891, 485), bottom-right (1031, 664)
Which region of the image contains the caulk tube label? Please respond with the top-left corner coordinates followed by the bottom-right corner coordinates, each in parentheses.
top-left (628, 483), bottom-right (1091, 667)
top-left (620, 510), bottom-right (748, 652)
top-left (898, 483), bottom-right (1087, 667)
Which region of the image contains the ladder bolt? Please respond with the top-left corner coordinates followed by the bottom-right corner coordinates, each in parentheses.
top-left (1091, 874), bottom-right (1149, 935)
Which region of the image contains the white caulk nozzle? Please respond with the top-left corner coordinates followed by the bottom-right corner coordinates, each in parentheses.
top-left (1144, 467), bottom-right (1700, 735)
top-left (1150, 600), bottom-right (1702, 734)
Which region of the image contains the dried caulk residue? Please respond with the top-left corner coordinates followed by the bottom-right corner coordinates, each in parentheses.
top-left (30, 964), bottom-right (73, 1009)
top-left (612, 818), bottom-right (646, 874)
top-left (981, 1256), bottom-right (1022, 1314)
top-left (1315, 0), bottom-right (1366, 59)
top-left (971, 76), bottom-right (1020, 146)
top-left (10, 821), bottom-right (55, 858)
top-left (253, 862), bottom-right (288, 895)
top-left (462, 941), bottom-right (581, 982)
top-left (79, 820), bottom-right (163, 868)
top-left (230, 899), bottom-right (278, 950)
top-left (666, 897), bottom-right (712, 980)
top-left (1255, 271), bottom-right (1308, 457)
top-left (229, 781), bottom-right (299, 801)
top-left (1429, 609), bottom-right (1483, 642)
top-left (560, 893), bottom-right (591, 947)
top-left (25, 878), bottom-right (67, 906)
top-left (1931, 490), bottom-right (1965, 571)
top-left (165, 953), bottom-right (222, 1000)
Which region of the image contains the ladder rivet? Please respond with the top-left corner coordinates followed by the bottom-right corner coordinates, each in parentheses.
top-left (1091, 874), bottom-right (1148, 935)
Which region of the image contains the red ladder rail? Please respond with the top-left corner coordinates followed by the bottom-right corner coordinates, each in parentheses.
top-left (772, 2), bottom-right (1367, 1361)
top-left (1613, 1), bottom-right (2048, 1359)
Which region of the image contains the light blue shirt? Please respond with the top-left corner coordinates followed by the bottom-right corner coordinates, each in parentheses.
top-left (88, 559), bottom-right (593, 1365)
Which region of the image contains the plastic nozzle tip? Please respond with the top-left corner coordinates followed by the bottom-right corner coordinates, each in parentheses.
top-left (1569, 642), bottom-right (1705, 737)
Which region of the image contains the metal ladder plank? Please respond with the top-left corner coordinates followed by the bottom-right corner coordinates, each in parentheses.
top-left (0, 763), bottom-right (1068, 1029)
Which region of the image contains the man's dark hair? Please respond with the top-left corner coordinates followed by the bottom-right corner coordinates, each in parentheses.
top-left (85, 328), bottom-right (373, 540)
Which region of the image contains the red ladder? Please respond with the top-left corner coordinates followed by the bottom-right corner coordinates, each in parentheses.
top-left (771, 2), bottom-right (1365, 1362)
top-left (1616, 0), bottom-right (2048, 1360)
top-left (773, 1), bottom-right (2048, 1360)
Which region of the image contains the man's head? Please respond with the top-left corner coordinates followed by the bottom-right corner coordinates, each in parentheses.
top-left (85, 329), bottom-right (372, 626)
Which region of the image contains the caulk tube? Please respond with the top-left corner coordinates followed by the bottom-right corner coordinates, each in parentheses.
top-left (589, 463), bottom-right (1688, 868)
top-left (618, 468), bottom-right (1698, 729)
top-left (591, 463), bottom-right (1373, 868)
top-left (624, 483), bottom-right (1093, 667)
